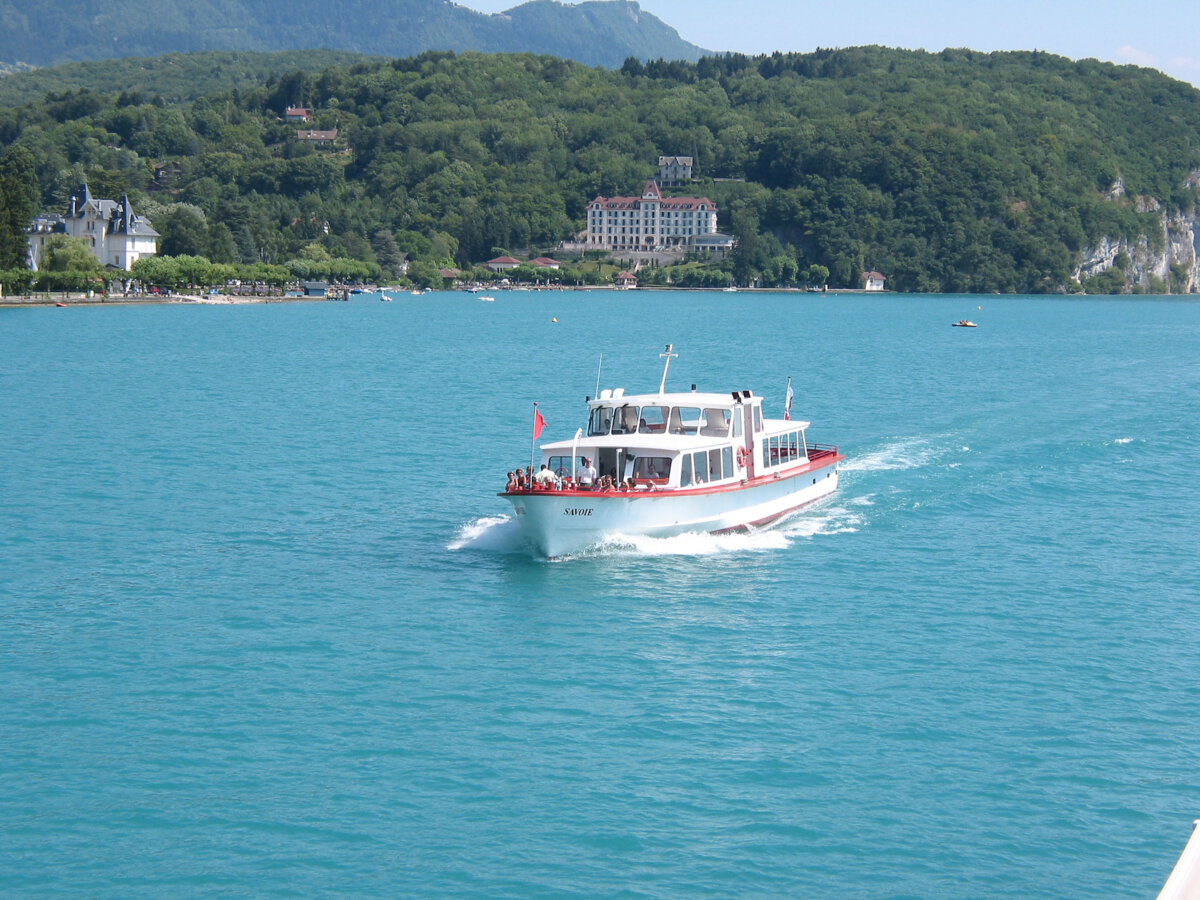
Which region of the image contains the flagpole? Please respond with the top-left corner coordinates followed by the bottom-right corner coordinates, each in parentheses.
top-left (784, 376), bottom-right (793, 421)
top-left (530, 402), bottom-right (538, 472)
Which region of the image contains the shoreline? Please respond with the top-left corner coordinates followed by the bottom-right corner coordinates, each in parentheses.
top-left (1, 293), bottom-right (323, 308)
top-left (3, 286), bottom-right (893, 308)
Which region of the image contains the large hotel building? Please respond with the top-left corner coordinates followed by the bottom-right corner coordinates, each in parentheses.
top-left (586, 181), bottom-right (722, 253)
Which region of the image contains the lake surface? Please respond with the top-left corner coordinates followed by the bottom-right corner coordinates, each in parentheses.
top-left (2, 291), bottom-right (1198, 898)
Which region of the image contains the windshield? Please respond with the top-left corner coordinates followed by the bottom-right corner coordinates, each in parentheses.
top-left (588, 406), bottom-right (614, 436)
top-left (638, 405), bottom-right (668, 434)
top-left (700, 408), bottom-right (731, 437)
top-left (611, 404), bottom-right (640, 435)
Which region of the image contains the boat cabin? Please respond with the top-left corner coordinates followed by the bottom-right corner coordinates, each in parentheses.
top-left (534, 386), bottom-right (814, 491)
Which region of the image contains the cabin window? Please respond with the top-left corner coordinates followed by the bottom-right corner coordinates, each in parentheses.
top-left (638, 405), bottom-right (668, 434)
top-left (692, 451), bottom-right (708, 484)
top-left (762, 441), bottom-right (770, 469)
top-left (546, 455), bottom-right (578, 476)
top-left (722, 446), bottom-right (733, 479)
top-left (733, 413), bottom-right (742, 437)
top-left (700, 408), bottom-right (731, 437)
top-left (707, 449), bottom-right (723, 481)
top-left (790, 433), bottom-right (800, 460)
top-left (588, 406), bottom-right (614, 436)
top-left (633, 456), bottom-right (670, 483)
top-left (679, 453), bottom-right (693, 487)
top-left (754, 407), bottom-right (763, 432)
top-left (669, 406), bottom-right (700, 435)
top-left (769, 436), bottom-right (780, 464)
top-left (611, 404), bottom-right (641, 435)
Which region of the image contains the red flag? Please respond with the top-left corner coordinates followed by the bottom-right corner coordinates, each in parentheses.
top-left (533, 406), bottom-right (546, 440)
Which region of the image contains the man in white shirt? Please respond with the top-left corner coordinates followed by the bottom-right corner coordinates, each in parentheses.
top-left (533, 464), bottom-right (560, 487)
top-left (578, 457), bottom-right (598, 489)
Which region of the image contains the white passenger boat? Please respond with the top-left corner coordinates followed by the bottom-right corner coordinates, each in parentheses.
top-left (501, 346), bottom-right (843, 557)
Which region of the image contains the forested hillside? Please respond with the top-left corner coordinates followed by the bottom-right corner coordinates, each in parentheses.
top-left (3, 47), bottom-right (1200, 292)
top-left (0, 0), bottom-right (705, 70)
top-left (0, 51), bottom-right (376, 108)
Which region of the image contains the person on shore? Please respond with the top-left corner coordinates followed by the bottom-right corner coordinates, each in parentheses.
top-left (578, 457), bottom-right (598, 490)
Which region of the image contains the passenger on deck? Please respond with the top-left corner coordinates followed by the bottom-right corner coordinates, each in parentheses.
top-left (534, 464), bottom-right (560, 488)
top-left (506, 471), bottom-right (518, 491)
top-left (578, 457), bottom-right (598, 489)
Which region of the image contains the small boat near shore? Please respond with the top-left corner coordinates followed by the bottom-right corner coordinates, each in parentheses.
top-left (479, 295), bottom-right (495, 302)
top-left (953, 320), bottom-right (977, 327)
top-left (501, 346), bottom-right (842, 557)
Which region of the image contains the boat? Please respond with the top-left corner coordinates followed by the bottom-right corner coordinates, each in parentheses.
top-left (1158, 819), bottom-right (1200, 899)
top-left (501, 346), bottom-right (843, 557)
top-left (479, 295), bottom-right (495, 302)
top-left (952, 320), bottom-right (977, 327)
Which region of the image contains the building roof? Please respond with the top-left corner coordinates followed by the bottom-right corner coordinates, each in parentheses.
top-left (107, 195), bottom-right (158, 237)
top-left (286, 106), bottom-right (311, 117)
top-left (658, 156), bottom-right (693, 166)
top-left (487, 256), bottom-right (522, 265)
top-left (529, 257), bottom-right (561, 267)
top-left (588, 192), bottom-right (716, 212)
top-left (864, 271), bottom-right (886, 279)
top-left (297, 129), bottom-right (337, 141)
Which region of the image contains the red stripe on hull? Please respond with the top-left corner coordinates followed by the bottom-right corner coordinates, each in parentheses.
top-left (503, 451), bottom-right (843, 500)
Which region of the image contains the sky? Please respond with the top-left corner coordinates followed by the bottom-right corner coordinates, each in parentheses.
top-left (461, 0), bottom-right (1200, 88)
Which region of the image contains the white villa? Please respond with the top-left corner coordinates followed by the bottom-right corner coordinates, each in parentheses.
top-left (658, 155), bottom-right (693, 185)
top-left (28, 184), bottom-right (159, 271)
top-left (586, 181), bottom-right (728, 254)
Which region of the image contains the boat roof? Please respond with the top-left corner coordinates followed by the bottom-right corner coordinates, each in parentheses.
top-left (540, 418), bottom-right (811, 453)
top-left (590, 389), bottom-right (758, 408)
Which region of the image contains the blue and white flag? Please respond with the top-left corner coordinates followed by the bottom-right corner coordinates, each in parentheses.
top-left (784, 377), bottom-right (793, 420)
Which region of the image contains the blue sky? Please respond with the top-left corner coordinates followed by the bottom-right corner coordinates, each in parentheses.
top-left (461, 0), bottom-right (1200, 88)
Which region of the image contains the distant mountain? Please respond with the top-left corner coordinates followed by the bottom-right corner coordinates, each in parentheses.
top-left (0, 0), bottom-right (707, 70)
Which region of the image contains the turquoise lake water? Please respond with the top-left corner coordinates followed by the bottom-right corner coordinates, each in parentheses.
top-left (2, 291), bottom-right (1198, 897)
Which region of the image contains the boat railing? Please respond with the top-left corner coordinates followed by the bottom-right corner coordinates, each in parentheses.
top-left (806, 444), bottom-right (840, 462)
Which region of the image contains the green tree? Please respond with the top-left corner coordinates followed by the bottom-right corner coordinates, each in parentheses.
top-left (0, 145), bottom-right (40, 270)
top-left (36, 234), bottom-right (108, 290)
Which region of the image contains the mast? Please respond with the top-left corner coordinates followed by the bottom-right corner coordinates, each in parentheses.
top-left (658, 343), bottom-right (677, 395)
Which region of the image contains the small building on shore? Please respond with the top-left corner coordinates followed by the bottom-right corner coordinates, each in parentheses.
top-left (485, 256), bottom-right (522, 272)
top-left (863, 270), bottom-right (887, 291)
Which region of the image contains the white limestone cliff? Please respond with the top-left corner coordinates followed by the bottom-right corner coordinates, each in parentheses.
top-left (1075, 174), bottom-right (1200, 293)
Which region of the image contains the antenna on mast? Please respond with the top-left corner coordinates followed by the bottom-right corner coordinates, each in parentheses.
top-left (658, 343), bottom-right (677, 395)
top-left (595, 353), bottom-right (603, 399)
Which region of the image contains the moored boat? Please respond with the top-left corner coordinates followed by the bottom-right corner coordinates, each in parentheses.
top-left (501, 346), bottom-right (843, 557)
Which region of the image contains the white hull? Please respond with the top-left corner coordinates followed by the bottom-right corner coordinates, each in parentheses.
top-left (505, 460), bottom-right (839, 557)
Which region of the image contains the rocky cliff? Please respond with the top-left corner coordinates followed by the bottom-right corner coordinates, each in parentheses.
top-left (1076, 173), bottom-right (1200, 293)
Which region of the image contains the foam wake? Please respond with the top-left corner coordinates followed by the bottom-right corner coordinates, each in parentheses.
top-left (449, 499), bottom-right (865, 560)
top-left (447, 515), bottom-right (526, 552)
top-left (841, 437), bottom-right (966, 473)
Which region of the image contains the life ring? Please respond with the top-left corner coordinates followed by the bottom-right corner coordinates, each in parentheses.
top-left (736, 446), bottom-right (749, 467)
